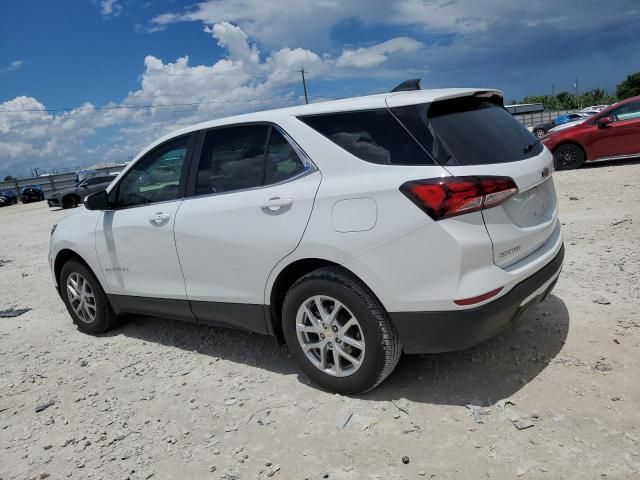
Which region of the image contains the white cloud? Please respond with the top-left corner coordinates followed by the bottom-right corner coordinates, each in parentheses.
top-left (205, 22), bottom-right (260, 64)
top-left (337, 37), bottom-right (423, 69)
top-left (0, 23), bottom-right (420, 176)
top-left (149, 0), bottom-right (634, 49)
top-left (99, 0), bottom-right (122, 18)
top-left (0, 60), bottom-right (25, 74)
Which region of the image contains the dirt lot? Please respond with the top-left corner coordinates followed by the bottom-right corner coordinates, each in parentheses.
top-left (1, 162), bottom-right (639, 480)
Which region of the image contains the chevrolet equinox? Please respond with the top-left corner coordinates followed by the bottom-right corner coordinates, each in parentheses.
top-left (49, 87), bottom-right (564, 394)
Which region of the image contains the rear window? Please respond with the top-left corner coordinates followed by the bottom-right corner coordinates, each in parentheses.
top-left (392, 97), bottom-right (543, 166)
top-left (298, 109), bottom-right (434, 165)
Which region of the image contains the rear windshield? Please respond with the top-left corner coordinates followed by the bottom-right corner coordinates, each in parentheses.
top-left (392, 97), bottom-right (543, 166)
top-left (298, 109), bottom-right (435, 165)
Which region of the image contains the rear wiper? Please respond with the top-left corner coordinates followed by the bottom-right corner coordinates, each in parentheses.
top-left (523, 138), bottom-right (542, 154)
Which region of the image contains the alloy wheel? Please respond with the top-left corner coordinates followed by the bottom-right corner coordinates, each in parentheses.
top-left (555, 145), bottom-right (581, 169)
top-left (295, 295), bottom-right (365, 377)
top-left (66, 272), bottom-right (97, 323)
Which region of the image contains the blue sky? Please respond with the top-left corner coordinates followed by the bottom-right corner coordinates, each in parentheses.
top-left (1, 0), bottom-right (639, 177)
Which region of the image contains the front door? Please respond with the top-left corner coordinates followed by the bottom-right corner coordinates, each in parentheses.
top-left (591, 101), bottom-right (640, 158)
top-left (96, 134), bottom-right (196, 319)
top-left (174, 125), bottom-right (321, 332)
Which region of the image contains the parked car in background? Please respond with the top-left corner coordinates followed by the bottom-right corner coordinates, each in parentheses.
top-left (532, 112), bottom-right (591, 138)
top-left (47, 174), bottom-right (117, 209)
top-left (0, 190), bottom-right (18, 205)
top-left (581, 105), bottom-right (608, 115)
top-left (543, 95), bottom-right (640, 169)
top-left (21, 185), bottom-right (45, 203)
top-left (50, 86), bottom-right (563, 393)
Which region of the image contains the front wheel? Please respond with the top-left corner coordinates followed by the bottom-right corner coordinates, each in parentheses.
top-left (62, 195), bottom-right (80, 209)
top-left (282, 267), bottom-right (401, 394)
top-left (60, 260), bottom-right (117, 334)
top-left (533, 128), bottom-right (546, 138)
top-left (553, 144), bottom-right (585, 170)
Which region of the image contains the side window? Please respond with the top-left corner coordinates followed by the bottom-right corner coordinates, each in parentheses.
top-left (299, 109), bottom-right (434, 165)
top-left (264, 129), bottom-right (306, 185)
top-left (195, 125), bottom-right (269, 195)
top-left (609, 102), bottom-right (640, 122)
top-left (116, 136), bottom-right (191, 208)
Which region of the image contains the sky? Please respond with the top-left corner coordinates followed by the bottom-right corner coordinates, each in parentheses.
top-left (1, 0), bottom-right (639, 178)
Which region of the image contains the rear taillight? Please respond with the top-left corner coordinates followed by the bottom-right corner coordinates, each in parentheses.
top-left (400, 176), bottom-right (518, 220)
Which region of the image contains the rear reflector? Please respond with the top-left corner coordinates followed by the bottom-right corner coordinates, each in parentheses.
top-left (454, 287), bottom-right (503, 306)
top-left (400, 176), bottom-right (518, 220)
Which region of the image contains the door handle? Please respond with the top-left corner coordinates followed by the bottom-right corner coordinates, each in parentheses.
top-left (261, 197), bottom-right (293, 214)
top-left (149, 212), bottom-right (171, 226)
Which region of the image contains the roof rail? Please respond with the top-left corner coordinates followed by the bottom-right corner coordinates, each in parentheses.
top-left (391, 79), bottom-right (421, 92)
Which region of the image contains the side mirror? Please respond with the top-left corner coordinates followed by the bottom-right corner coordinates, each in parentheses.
top-left (596, 116), bottom-right (613, 128)
top-left (84, 190), bottom-right (109, 210)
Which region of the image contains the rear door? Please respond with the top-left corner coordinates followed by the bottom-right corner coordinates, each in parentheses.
top-left (591, 101), bottom-right (640, 158)
top-left (174, 124), bottom-right (321, 331)
top-left (388, 93), bottom-right (558, 268)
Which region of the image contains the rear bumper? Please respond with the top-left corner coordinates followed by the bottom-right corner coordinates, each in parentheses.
top-left (390, 244), bottom-right (564, 354)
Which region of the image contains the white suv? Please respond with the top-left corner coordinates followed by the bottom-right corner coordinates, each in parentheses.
top-left (49, 87), bottom-right (564, 394)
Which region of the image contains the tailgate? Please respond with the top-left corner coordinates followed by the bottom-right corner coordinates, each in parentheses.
top-left (446, 153), bottom-right (558, 267)
top-left (387, 91), bottom-right (559, 268)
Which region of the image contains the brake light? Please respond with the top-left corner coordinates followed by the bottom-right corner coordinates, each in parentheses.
top-left (400, 176), bottom-right (518, 220)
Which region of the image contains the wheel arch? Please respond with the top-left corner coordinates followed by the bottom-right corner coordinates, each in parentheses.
top-left (267, 258), bottom-right (375, 342)
top-left (54, 249), bottom-right (96, 290)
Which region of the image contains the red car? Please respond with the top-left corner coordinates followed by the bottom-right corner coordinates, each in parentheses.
top-left (543, 95), bottom-right (640, 170)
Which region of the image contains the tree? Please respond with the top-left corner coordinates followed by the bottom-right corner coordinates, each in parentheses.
top-left (616, 72), bottom-right (640, 99)
top-left (3, 175), bottom-right (16, 181)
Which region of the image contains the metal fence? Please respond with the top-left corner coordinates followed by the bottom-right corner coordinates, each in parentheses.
top-left (514, 109), bottom-right (581, 128)
top-left (0, 165), bottom-right (125, 199)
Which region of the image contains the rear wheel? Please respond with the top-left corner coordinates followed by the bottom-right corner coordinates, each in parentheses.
top-left (60, 260), bottom-right (117, 334)
top-left (282, 267), bottom-right (401, 394)
top-left (553, 144), bottom-right (585, 170)
top-left (533, 128), bottom-right (546, 138)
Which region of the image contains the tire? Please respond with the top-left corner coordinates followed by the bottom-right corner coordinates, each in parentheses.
top-left (62, 195), bottom-right (80, 209)
top-left (553, 143), bottom-right (585, 170)
top-left (533, 128), bottom-right (546, 138)
top-left (60, 259), bottom-right (117, 335)
top-left (282, 267), bottom-right (401, 394)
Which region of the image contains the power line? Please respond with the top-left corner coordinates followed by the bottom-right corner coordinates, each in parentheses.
top-left (0, 94), bottom-right (335, 114)
top-left (147, 69), bottom-right (302, 77)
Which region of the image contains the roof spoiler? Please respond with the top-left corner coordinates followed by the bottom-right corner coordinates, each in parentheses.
top-left (391, 79), bottom-right (421, 92)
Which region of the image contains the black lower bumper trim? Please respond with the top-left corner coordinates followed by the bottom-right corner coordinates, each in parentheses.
top-left (390, 244), bottom-right (564, 354)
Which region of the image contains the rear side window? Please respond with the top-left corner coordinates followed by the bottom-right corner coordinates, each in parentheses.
top-left (393, 97), bottom-right (542, 166)
top-left (298, 109), bottom-right (434, 165)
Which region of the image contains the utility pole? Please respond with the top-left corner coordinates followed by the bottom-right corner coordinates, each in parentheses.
top-left (552, 84), bottom-right (555, 97)
top-left (300, 69), bottom-right (309, 105)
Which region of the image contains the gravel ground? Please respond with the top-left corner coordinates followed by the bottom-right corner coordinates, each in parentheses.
top-left (1, 162), bottom-right (639, 480)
